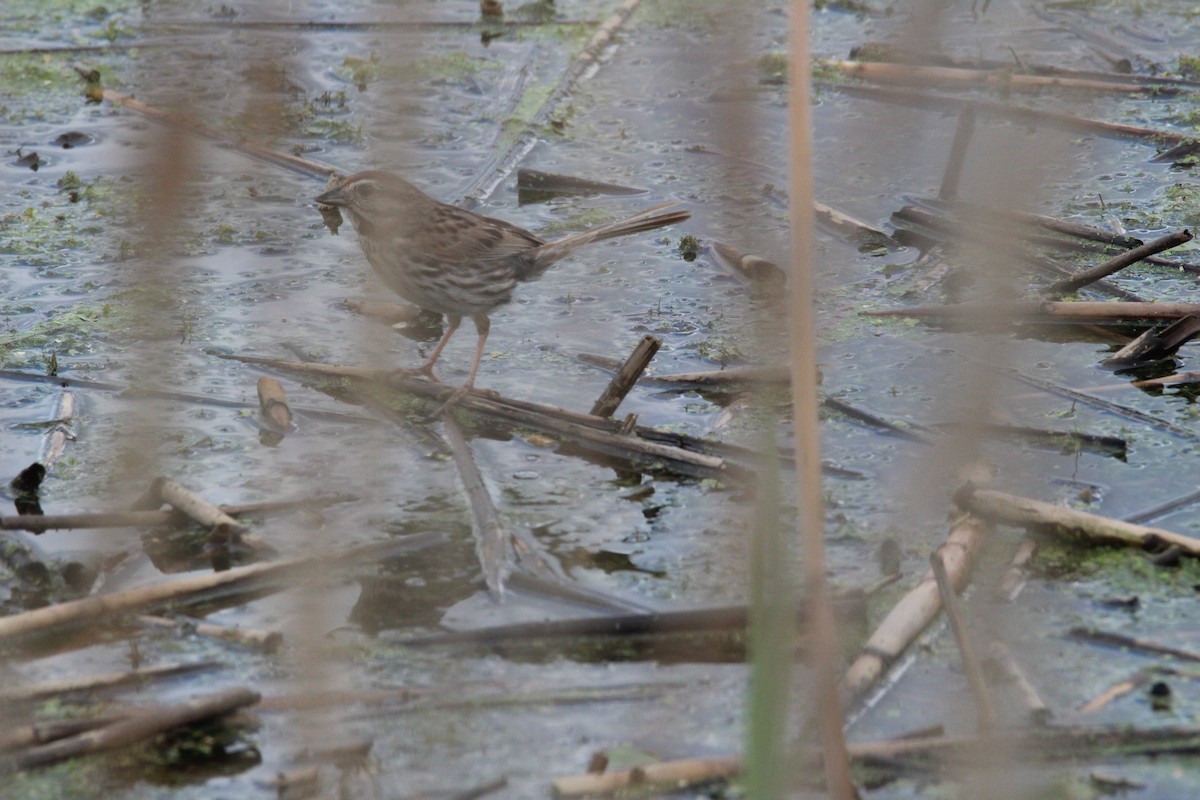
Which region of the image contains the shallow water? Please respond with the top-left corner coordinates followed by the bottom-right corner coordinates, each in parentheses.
top-left (3, 0), bottom-right (1200, 797)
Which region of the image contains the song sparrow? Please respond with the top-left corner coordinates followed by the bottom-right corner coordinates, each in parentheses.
top-left (316, 170), bottom-right (690, 389)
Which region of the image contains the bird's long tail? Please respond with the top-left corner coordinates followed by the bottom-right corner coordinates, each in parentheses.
top-left (518, 202), bottom-right (691, 278)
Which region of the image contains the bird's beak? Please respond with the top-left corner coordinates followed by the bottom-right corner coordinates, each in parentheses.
top-left (315, 186), bottom-right (347, 207)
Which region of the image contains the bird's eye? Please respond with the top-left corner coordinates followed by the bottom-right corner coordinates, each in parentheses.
top-left (357, 182), bottom-right (375, 199)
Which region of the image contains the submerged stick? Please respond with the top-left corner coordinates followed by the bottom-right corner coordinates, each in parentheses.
top-left (864, 301), bottom-right (1200, 322)
top-left (5, 687), bottom-right (260, 772)
top-left (986, 642), bottom-right (1050, 723)
top-left (938, 108), bottom-right (975, 200)
top-left (0, 533), bottom-right (441, 642)
top-left (829, 59), bottom-right (1185, 95)
top-left (826, 83), bottom-right (1188, 146)
top-left (997, 538), bottom-right (1038, 602)
top-left (1068, 627), bottom-right (1200, 663)
top-left (395, 594), bottom-right (865, 647)
top-left (0, 661), bottom-right (222, 705)
top-left (1043, 229), bottom-right (1194, 296)
top-left (589, 335), bottom-right (661, 417)
top-left (930, 550), bottom-right (995, 730)
top-left (441, 416), bottom-right (509, 601)
top-left (956, 486), bottom-right (1200, 557)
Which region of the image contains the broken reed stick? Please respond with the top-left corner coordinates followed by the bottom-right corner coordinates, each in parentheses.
top-left (552, 725), bottom-right (1200, 797)
top-left (441, 415), bottom-right (509, 601)
top-left (0, 493), bottom-right (355, 533)
top-left (551, 755), bottom-right (742, 798)
top-left (930, 422), bottom-right (1126, 458)
top-left (40, 389), bottom-right (74, 472)
top-left (825, 83), bottom-right (1189, 146)
top-left (578, 352), bottom-right (790, 388)
top-left (938, 107), bottom-right (975, 200)
top-left (1077, 672), bottom-right (1150, 714)
top-left (0, 532), bottom-right (441, 642)
top-left (137, 614), bottom-right (283, 652)
top-left (709, 241), bottom-right (788, 285)
top-left (589, 335), bottom-right (661, 418)
top-left (891, 205), bottom-right (1146, 301)
top-left (1133, 370), bottom-right (1200, 388)
top-left (256, 376), bottom-right (293, 431)
top-left (1068, 627), bottom-right (1200, 664)
top-left (814, 201), bottom-right (897, 246)
top-left (986, 642), bottom-right (1050, 723)
top-left (341, 299), bottom-right (426, 323)
top-left (916, 197), bottom-right (1147, 251)
top-left (997, 538), bottom-right (1038, 602)
top-left (151, 477), bottom-right (276, 559)
top-left (0, 661), bottom-right (222, 705)
top-left (840, 512), bottom-right (991, 705)
top-left (955, 486), bottom-right (1200, 557)
top-left (1043, 229), bottom-right (1194, 297)
top-left (864, 301), bottom-right (1200, 322)
top-left (828, 59), bottom-right (1185, 95)
top-left (395, 594), bottom-right (865, 647)
top-left (4, 686), bottom-right (260, 772)
top-left (929, 550), bottom-right (996, 731)
top-left (1124, 487), bottom-right (1200, 524)
top-left (850, 42), bottom-right (1200, 90)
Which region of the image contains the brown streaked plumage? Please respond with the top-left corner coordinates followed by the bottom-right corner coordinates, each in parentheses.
top-left (316, 170), bottom-right (690, 389)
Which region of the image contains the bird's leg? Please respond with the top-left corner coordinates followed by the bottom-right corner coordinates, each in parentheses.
top-left (434, 314), bottom-right (494, 417)
top-left (392, 314), bottom-right (461, 382)
top-left (463, 314), bottom-right (490, 390)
